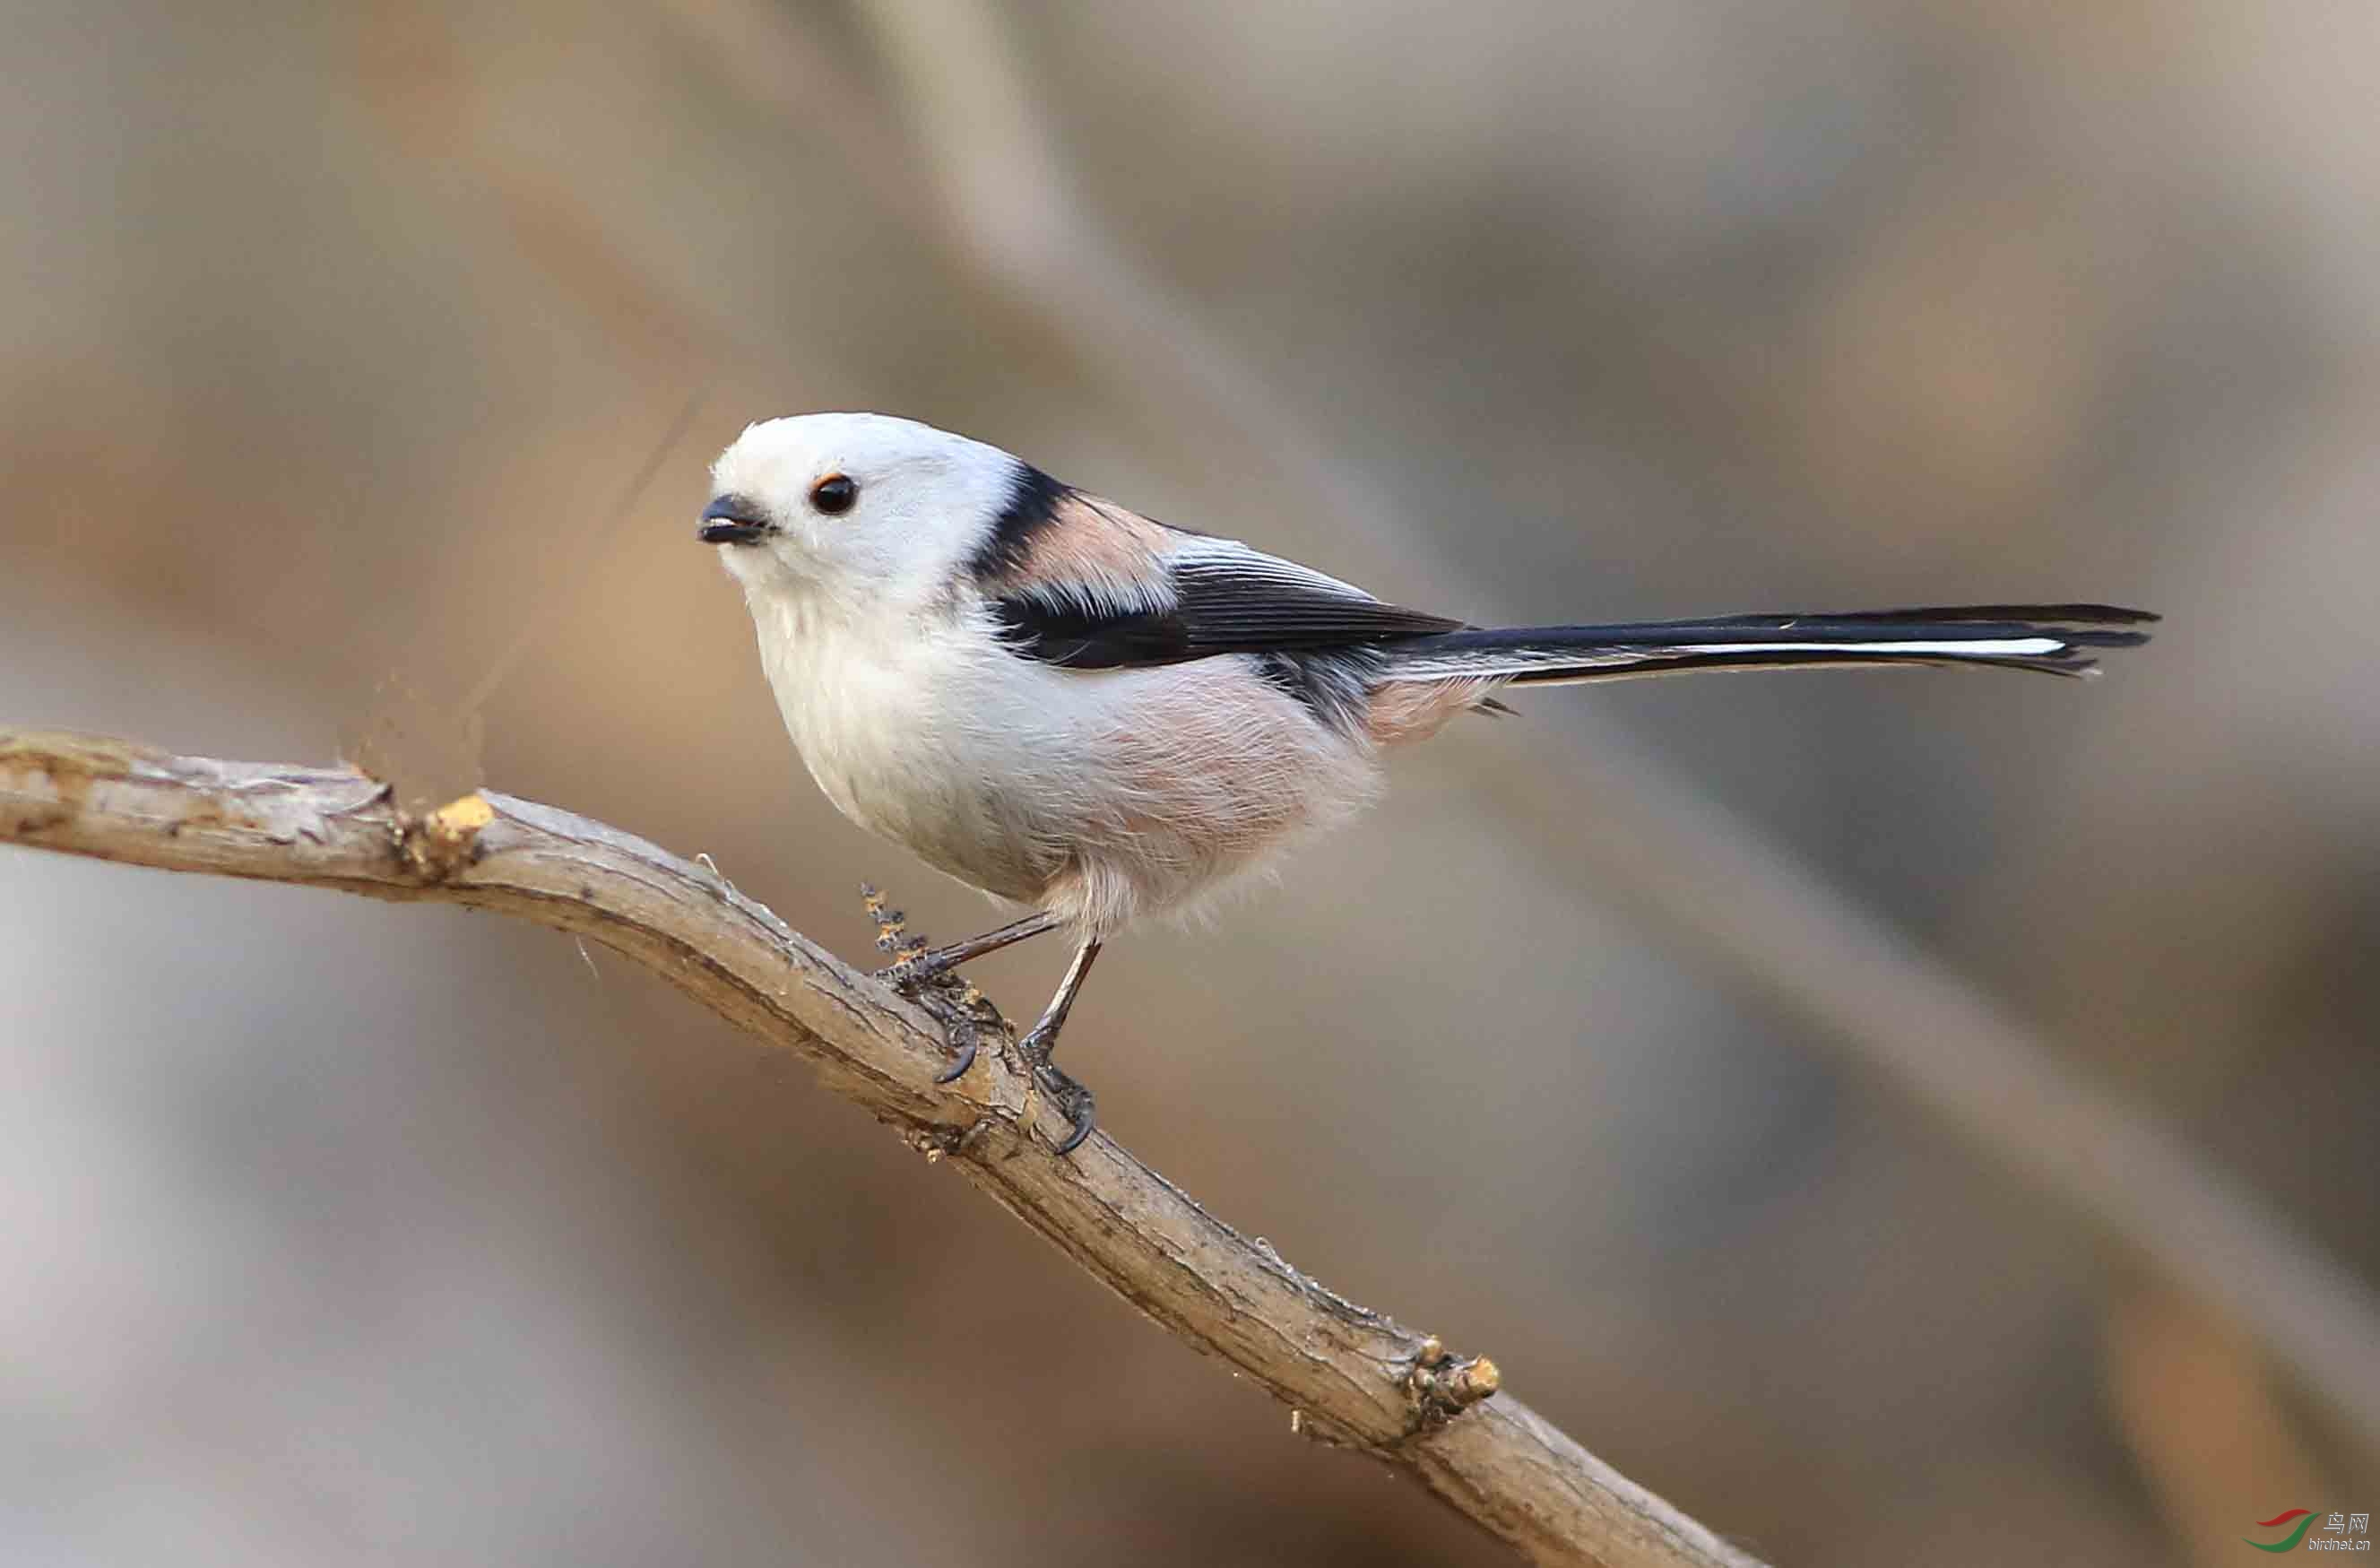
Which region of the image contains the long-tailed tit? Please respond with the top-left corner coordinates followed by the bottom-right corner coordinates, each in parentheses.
top-left (699, 411), bottom-right (2154, 1153)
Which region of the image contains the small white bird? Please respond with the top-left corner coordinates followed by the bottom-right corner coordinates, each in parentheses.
top-left (700, 411), bottom-right (2153, 1152)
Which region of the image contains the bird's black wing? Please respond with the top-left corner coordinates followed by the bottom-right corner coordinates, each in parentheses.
top-left (988, 538), bottom-right (1461, 671)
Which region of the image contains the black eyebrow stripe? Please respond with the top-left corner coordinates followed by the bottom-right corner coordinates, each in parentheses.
top-left (965, 462), bottom-right (1071, 584)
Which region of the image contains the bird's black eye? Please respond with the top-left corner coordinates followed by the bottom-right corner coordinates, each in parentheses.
top-left (809, 474), bottom-right (858, 515)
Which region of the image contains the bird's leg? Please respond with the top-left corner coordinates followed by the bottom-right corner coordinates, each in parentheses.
top-left (874, 907), bottom-right (1063, 988)
top-left (1018, 937), bottom-right (1102, 1155)
top-left (863, 890), bottom-right (1063, 1086)
top-left (859, 888), bottom-right (1101, 1142)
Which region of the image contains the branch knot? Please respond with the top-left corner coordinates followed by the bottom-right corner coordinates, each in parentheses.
top-left (399, 792), bottom-right (494, 881)
top-left (1401, 1335), bottom-right (1502, 1431)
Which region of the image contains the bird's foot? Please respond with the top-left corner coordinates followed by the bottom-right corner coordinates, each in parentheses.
top-left (931, 1012), bottom-right (980, 1085)
top-left (858, 883), bottom-right (1088, 1141)
top-left (865, 905), bottom-right (978, 1022)
top-left (876, 949), bottom-right (958, 991)
top-left (862, 883), bottom-right (934, 981)
top-left (1017, 1024), bottom-right (1097, 1156)
top-left (861, 883), bottom-right (996, 1084)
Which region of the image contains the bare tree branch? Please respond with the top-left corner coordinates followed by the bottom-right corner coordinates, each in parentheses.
top-left (0, 728), bottom-right (1761, 1568)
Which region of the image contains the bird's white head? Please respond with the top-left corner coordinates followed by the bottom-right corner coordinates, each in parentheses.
top-left (699, 411), bottom-right (1024, 611)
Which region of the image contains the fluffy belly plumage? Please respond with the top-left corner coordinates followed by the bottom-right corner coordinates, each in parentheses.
top-left (766, 625), bottom-right (1380, 935)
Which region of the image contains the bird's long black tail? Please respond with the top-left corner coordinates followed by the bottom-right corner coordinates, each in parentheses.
top-left (1379, 604), bottom-right (2158, 684)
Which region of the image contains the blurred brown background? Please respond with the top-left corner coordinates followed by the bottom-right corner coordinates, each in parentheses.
top-left (3, 1), bottom-right (2375, 1563)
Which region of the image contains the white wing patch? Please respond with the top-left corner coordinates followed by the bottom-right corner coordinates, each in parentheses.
top-left (1674, 637), bottom-right (2066, 657)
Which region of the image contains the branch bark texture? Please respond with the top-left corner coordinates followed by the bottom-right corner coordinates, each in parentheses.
top-left (0, 729), bottom-right (1760, 1568)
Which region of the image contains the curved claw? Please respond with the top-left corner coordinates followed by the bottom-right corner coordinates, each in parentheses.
top-left (1022, 1045), bottom-right (1096, 1156)
top-left (1050, 1088), bottom-right (1097, 1156)
top-left (932, 1035), bottom-right (977, 1084)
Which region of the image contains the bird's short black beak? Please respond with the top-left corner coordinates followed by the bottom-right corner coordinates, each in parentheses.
top-left (697, 494), bottom-right (772, 546)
